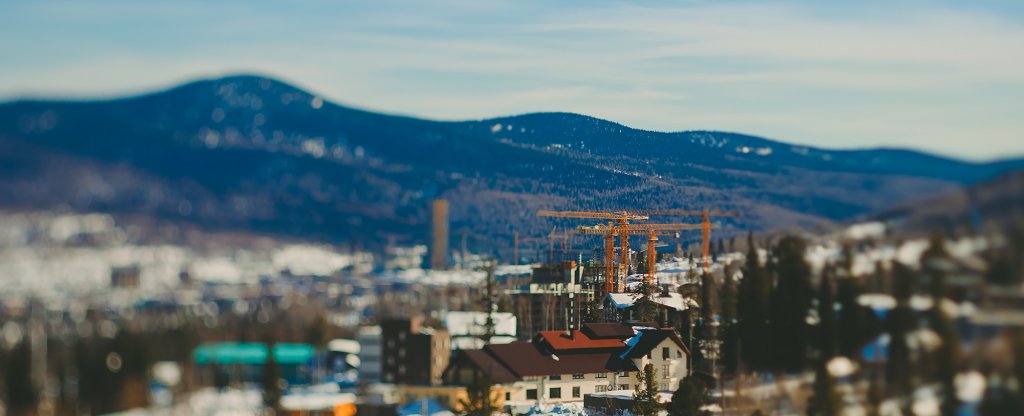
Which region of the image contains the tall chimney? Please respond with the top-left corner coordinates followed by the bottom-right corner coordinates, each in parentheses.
top-left (430, 199), bottom-right (450, 270)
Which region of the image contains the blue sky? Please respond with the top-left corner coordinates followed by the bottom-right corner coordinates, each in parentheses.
top-left (1, 0), bottom-right (1022, 160)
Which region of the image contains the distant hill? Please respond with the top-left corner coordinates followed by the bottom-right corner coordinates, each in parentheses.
top-left (876, 169), bottom-right (1024, 234)
top-left (1, 74), bottom-right (1021, 257)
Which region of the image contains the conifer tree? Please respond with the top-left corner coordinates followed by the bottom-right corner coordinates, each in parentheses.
top-left (807, 359), bottom-right (840, 416)
top-left (262, 337), bottom-right (282, 413)
top-left (738, 232), bottom-right (770, 372)
top-left (480, 260), bottom-right (498, 343)
top-left (816, 267), bottom-right (838, 359)
top-left (700, 272), bottom-right (717, 322)
top-left (720, 270), bottom-right (740, 373)
top-left (634, 272), bottom-right (659, 324)
top-left (886, 262), bottom-right (916, 397)
top-left (460, 374), bottom-right (498, 416)
top-left (669, 375), bottom-right (709, 416)
top-left (4, 340), bottom-right (38, 415)
top-left (632, 363), bottom-right (663, 416)
top-left (769, 235), bottom-right (813, 373)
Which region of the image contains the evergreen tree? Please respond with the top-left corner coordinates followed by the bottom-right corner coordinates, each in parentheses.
top-left (700, 272), bottom-right (717, 322)
top-left (807, 359), bottom-right (841, 416)
top-left (769, 236), bottom-right (813, 373)
top-left (837, 276), bottom-right (872, 360)
top-left (978, 380), bottom-right (1024, 416)
top-left (480, 260), bottom-right (498, 343)
top-left (632, 363), bottom-right (664, 416)
top-left (720, 271), bottom-right (740, 374)
top-left (930, 305), bottom-right (961, 415)
top-left (262, 338), bottom-right (282, 413)
top-left (886, 262), bottom-right (917, 397)
top-left (459, 374), bottom-right (498, 416)
top-left (4, 340), bottom-right (38, 415)
top-left (738, 232), bottom-right (771, 372)
top-left (668, 375), bottom-right (709, 416)
top-left (816, 267), bottom-right (838, 359)
top-left (634, 274), bottom-right (659, 324)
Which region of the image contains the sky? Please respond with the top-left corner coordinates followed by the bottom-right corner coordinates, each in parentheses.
top-left (1, 0), bottom-right (1022, 161)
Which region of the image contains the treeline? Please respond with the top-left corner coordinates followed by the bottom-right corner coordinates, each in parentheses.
top-left (679, 227), bottom-right (1024, 415)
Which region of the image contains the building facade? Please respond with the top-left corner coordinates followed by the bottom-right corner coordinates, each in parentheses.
top-left (445, 322), bottom-right (689, 413)
top-left (381, 317), bottom-right (451, 385)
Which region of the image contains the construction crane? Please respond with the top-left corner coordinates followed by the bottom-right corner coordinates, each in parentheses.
top-left (579, 222), bottom-right (713, 292)
top-left (538, 210), bottom-right (650, 292)
top-left (536, 210), bottom-right (647, 284)
top-left (513, 227), bottom-right (562, 265)
top-left (574, 222), bottom-right (621, 294)
top-left (624, 209), bottom-right (739, 272)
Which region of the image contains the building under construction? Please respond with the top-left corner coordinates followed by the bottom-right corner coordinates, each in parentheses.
top-left (505, 260), bottom-right (596, 340)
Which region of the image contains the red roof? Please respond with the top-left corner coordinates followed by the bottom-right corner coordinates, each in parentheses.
top-left (538, 329), bottom-right (627, 351)
top-left (485, 342), bottom-right (636, 377)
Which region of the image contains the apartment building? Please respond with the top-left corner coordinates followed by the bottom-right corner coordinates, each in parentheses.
top-left (381, 317), bottom-right (451, 385)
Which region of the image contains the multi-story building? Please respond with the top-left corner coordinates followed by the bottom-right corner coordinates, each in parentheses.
top-left (507, 261), bottom-right (596, 339)
top-left (445, 322), bottom-right (689, 414)
top-left (381, 317), bottom-right (451, 385)
top-left (357, 326), bottom-right (382, 384)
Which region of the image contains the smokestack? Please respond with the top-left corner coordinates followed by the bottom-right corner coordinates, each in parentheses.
top-left (430, 199), bottom-right (450, 270)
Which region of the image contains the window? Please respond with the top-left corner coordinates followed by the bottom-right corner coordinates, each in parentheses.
top-left (526, 389), bottom-right (538, 400)
top-left (662, 347), bottom-right (670, 359)
top-left (596, 373), bottom-right (608, 379)
top-left (549, 387), bottom-right (561, 399)
top-left (662, 364), bottom-right (670, 378)
top-left (647, 351), bottom-right (651, 359)
top-left (677, 350), bottom-right (683, 358)
top-left (618, 371), bottom-right (629, 377)
top-left (506, 392), bottom-right (510, 401)
top-left (572, 373), bottom-right (585, 380)
top-left (549, 375), bottom-right (561, 380)
top-left (619, 384), bottom-right (629, 391)
top-left (596, 385), bottom-right (608, 393)
top-left (572, 386), bottom-right (581, 398)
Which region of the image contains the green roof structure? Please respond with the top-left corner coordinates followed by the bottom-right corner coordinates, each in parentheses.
top-left (193, 342), bottom-right (315, 365)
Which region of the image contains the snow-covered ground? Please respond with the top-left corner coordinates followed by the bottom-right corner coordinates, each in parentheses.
top-left (0, 212), bottom-right (373, 298)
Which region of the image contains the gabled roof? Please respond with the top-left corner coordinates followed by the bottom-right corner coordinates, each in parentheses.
top-left (620, 329), bottom-right (689, 359)
top-left (485, 341), bottom-right (636, 377)
top-left (461, 349), bottom-right (518, 383)
top-left (537, 329), bottom-right (626, 351)
top-left (581, 322), bottom-right (644, 339)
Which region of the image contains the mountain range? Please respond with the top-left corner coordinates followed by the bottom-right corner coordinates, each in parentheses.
top-left (1, 74), bottom-right (1021, 257)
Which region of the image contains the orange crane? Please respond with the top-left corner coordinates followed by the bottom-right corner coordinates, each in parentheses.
top-left (626, 209), bottom-right (739, 272)
top-left (574, 222), bottom-right (622, 294)
top-left (513, 229), bottom-right (560, 265)
top-left (538, 210), bottom-right (649, 292)
top-left (579, 222), bottom-right (713, 291)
